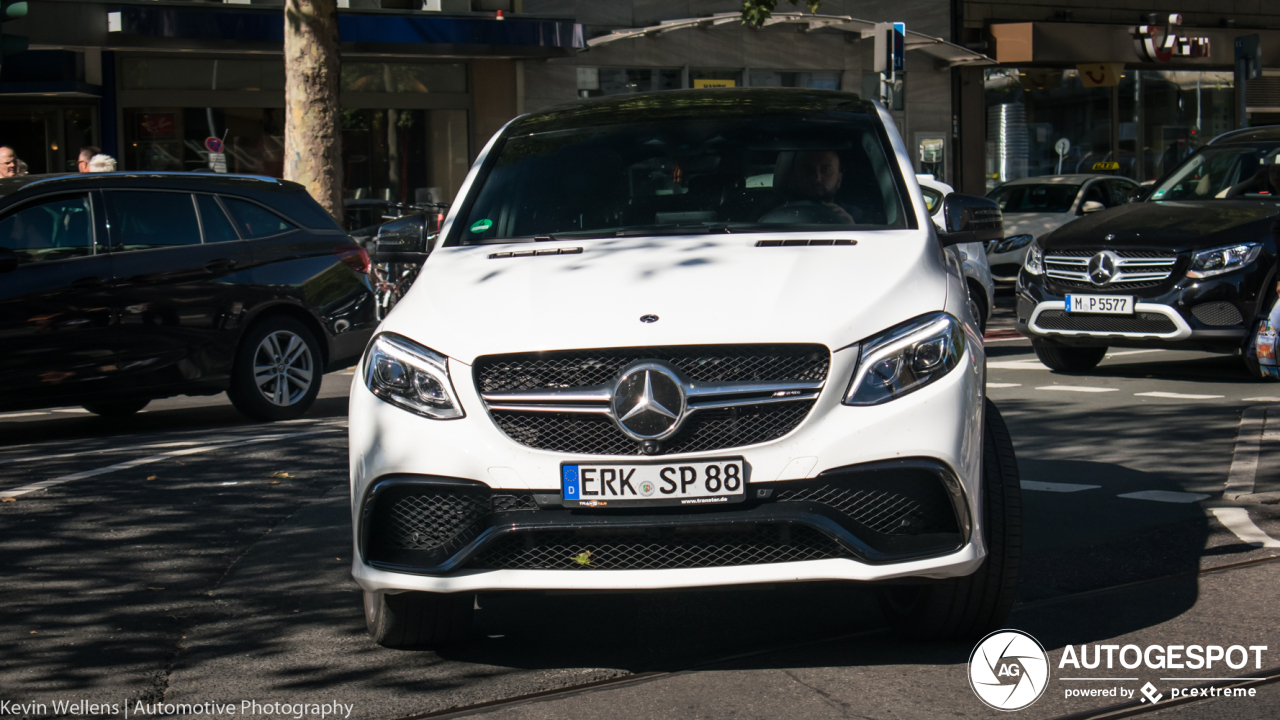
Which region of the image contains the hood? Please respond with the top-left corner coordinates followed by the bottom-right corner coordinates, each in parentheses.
top-left (380, 232), bottom-right (948, 365)
top-left (1000, 212), bottom-right (1072, 240)
top-left (1042, 200), bottom-right (1280, 252)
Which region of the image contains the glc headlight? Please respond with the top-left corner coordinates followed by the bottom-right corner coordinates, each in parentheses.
top-left (1023, 241), bottom-right (1044, 275)
top-left (991, 234), bottom-right (1034, 254)
top-left (844, 312), bottom-right (965, 406)
top-left (1186, 243), bottom-right (1262, 279)
top-left (364, 333), bottom-right (464, 419)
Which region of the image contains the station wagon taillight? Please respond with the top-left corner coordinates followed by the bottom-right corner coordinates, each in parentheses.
top-left (337, 246), bottom-right (370, 274)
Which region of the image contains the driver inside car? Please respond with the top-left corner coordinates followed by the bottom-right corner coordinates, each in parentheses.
top-left (1222, 153), bottom-right (1280, 199)
top-left (768, 150), bottom-right (859, 224)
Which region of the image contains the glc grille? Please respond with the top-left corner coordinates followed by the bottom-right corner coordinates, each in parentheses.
top-left (1044, 249), bottom-right (1178, 288)
top-left (476, 345), bottom-right (829, 455)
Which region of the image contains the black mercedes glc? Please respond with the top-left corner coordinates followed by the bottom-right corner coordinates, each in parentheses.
top-left (1016, 126), bottom-right (1280, 374)
top-left (0, 173), bottom-right (377, 420)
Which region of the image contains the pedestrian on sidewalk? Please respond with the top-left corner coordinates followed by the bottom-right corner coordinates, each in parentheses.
top-left (0, 145), bottom-right (17, 178)
top-left (77, 146), bottom-right (101, 173)
top-left (87, 154), bottom-right (117, 172)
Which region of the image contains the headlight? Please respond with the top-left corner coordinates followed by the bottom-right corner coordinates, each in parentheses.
top-left (1186, 243), bottom-right (1262, 279)
top-left (991, 234), bottom-right (1034, 254)
top-left (844, 312), bottom-right (965, 406)
top-left (364, 333), bottom-right (464, 419)
top-left (1023, 241), bottom-right (1044, 275)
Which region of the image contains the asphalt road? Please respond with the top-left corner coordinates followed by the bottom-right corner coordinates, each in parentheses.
top-left (2, 299), bottom-right (1279, 720)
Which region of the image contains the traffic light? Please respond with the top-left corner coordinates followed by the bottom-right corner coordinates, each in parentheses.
top-left (1, 0), bottom-right (29, 71)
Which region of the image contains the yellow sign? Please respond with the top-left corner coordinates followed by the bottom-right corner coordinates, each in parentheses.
top-left (1092, 161), bottom-right (1121, 171)
top-left (1077, 63), bottom-right (1124, 88)
top-left (693, 79), bottom-right (736, 88)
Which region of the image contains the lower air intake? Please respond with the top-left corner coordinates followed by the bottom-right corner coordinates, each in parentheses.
top-left (1035, 310), bottom-right (1177, 334)
top-left (1190, 301), bottom-right (1244, 327)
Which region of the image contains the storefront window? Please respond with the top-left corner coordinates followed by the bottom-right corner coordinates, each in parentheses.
top-left (341, 63), bottom-right (466, 94)
top-left (123, 58), bottom-right (285, 92)
top-left (749, 71), bottom-right (840, 90)
top-left (576, 68), bottom-right (682, 98)
top-left (341, 109), bottom-right (469, 206)
top-left (124, 108), bottom-right (285, 176)
top-left (985, 68), bottom-right (1237, 189)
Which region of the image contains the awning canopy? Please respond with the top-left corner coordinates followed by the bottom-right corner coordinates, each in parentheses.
top-left (587, 12), bottom-right (994, 68)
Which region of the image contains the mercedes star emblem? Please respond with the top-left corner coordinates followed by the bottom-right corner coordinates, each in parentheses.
top-left (640, 314), bottom-right (659, 323)
top-left (1087, 250), bottom-right (1119, 286)
top-left (611, 362), bottom-right (686, 440)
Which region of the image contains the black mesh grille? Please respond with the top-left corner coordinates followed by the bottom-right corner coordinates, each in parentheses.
top-left (379, 488), bottom-right (490, 553)
top-left (491, 402), bottom-right (814, 456)
top-left (1191, 301), bottom-right (1244, 326)
top-left (492, 494), bottom-right (540, 512)
top-left (775, 482), bottom-right (956, 536)
top-left (1049, 278), bottom-right (1168, 290)
top-left (1035, 309), bottom-right (1177, 334)
top-left (465, 525), bottom-right (849, 570)
top-left (1047, 249), bottom-right (1177, 258)
top-left (1017, 297), bottom-right (1035, 320)
top-left (474, 344), bottom-right (830, 393)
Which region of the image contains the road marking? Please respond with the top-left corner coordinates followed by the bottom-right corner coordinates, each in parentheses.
top-left (0, 428), bottom-right (341, 499)
top-left (1118, 490), bottom-right (1211, 503)
top-left (1021, 480), bottom-right (1100, 492)
top-left (1209, 508), bottom-right (1280, 548)
top-left (52, 409), bottom-right (91, 414)
top-left (988, 359), bottom-right (1047, 370)
top-left (1105, 349), bottom-right (1166, 357)
top-left (1225, 407), bottom-right (1267, 500)
top-left (1035, 386), bottom-right (1119, 393)
top-left (987, 383), bottom-right (1022, 388)
top-left (1243, 397), bottom-right (1280, 402)
top-left (0, 411), bottom-right (52, 419)
top-left (1135, 391), bottom-right (1225, 399)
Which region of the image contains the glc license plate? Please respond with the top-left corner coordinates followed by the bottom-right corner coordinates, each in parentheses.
top-left (1065, 294), bottom-right (1133, 315)
top-left (561, 458), bottom-right (746, 508)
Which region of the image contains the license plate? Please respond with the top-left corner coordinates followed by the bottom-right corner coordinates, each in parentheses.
top-left (561, 458), bottom-right (746, 508)
top-left (1065, 294), bottom-right (1133, 315)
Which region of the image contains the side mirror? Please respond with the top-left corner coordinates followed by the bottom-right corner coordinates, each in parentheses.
top-left (1128, 184), bottom-right (1155, 203)
top-left (372, 215), bottom-right (430, 263)
top-left (0, 247), bottom-right (18, 274)
top-left (1080, 200), bottom-right (1106, 214)
top-left (938, 194), bottom-right (1003, 248)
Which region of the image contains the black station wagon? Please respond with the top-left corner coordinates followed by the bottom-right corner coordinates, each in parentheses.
top-left (0, 173), bottom-right (377, 420)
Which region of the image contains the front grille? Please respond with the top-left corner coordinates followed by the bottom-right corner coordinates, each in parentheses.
top-left (465, 524), bottom-right (850, 570)
top-left (1035, 309), bottom-right (1177, 334)
top-left (474, 344), bottom-right (830, 393)
top-left (1044, 249), bottom-right (1178, 289)
top-left (1191, 301), bottom-right (1244, 326)
top-left (491, 401), bottom-right (814, 456)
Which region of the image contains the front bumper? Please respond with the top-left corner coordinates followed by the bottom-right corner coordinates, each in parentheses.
top-left (349, 325), bottom-right (987, 593)
top-left (1015, 270), bottom-right (1255, 351)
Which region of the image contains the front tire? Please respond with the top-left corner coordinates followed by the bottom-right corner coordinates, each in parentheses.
top-left (364, 590), bottom-right (474, 649)
top-left (878, 398), bottom-right (1022, 640)
top-left (1032, 342), bottom-right (1107, 372)
top-left (228, 316), bottom-right (322, 421)
top-left (82, 398), bottom-right (150, 417)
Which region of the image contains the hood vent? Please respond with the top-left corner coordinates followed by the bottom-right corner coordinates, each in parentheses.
top-left (756, 239), bottom-right (856, 247)
top-left (489, 247), bottom-right (583, 259)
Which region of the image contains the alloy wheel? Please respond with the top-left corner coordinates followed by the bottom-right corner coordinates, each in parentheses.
top-left (252, 330), bottom-right (314, 406)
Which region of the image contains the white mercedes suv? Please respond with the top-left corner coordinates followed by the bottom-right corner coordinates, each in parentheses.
top-left (349, 89), bottom-right (1021, 648)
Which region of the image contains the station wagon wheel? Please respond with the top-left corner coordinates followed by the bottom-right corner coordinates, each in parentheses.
top-left (228, 317), bottom-right (323, 421)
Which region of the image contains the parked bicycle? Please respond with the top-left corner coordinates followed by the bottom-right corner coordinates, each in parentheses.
top-left (349, 202), bottom-right (446, 321)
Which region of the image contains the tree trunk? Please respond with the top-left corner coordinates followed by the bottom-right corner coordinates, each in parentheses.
top-left (284, 0), bottom-right (344, 225)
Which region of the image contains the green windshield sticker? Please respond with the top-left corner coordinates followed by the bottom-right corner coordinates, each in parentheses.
top-left (469, 219), bottom-right (493, 233)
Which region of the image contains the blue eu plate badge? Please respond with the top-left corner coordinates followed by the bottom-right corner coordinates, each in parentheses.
top-left (562, 465), bottom-right (580, 499)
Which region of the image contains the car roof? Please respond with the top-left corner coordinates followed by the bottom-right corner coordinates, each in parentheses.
top-left (1207, 125), bottom-right (1280, 146)
top-left (0, 172), bottom-right (303, 200)
top-left (998, 174), bottom-right (1127, 186)
top-left (511, 87), bottom-right (877, 133)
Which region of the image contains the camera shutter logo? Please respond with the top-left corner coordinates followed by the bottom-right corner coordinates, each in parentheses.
top-left (969, 630), bottom-right (1050, 711)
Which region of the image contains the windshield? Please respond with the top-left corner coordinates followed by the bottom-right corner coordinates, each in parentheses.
top-left (987, 184), bottom-right (1081, 214)
top-left (1150, 145), bottom-right (1280, 201)
top-left (452, 113), bottom-right (909, 245)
